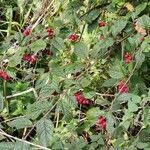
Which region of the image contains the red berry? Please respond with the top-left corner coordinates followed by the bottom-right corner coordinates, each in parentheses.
top-left (23, 28), bottom-right (31, 37)
top-left (140, 36), bottom-right (145, 42)
top-left (0, 70), bottom-right (10, 81)
top-left (23, 53), bottom-right (38, 64)
top-left (68, 33), bottom-right (79, 42)
top-left (124, 52), bottom-right (133, 64)
top-left (23, 54), bottom-right (31, 62)
top-left (30, 55), bottom-right (38, 64)
top-left (97, 116), bottom-right (106, 129)
top-left (98, 21), bottom-right (107, 27)
top-left (47, 28), bottom-right (54, 38)
top-left (74, 91), bottom-right (90, 106)
top-left (117, 80), bottom-right (129, 93)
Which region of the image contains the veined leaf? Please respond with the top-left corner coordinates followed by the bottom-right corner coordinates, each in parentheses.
top-left (0, 142), bottom-right (14, 150)
top-left (108, 65), bottom-right (125, 79)
top-left (57, 96), bottom-right (75, 121)
top-left (7, 117), bottom-right (32, 129)
top-left (84, 9), bottom-right (100, 23)
top-left (36, 118), bottom-right (54, 147)
top-left (26, 101), bottom-right (52, 120)
top-left (14, 141), bottom-right (30, 150)
top-left (51, 37), bottom-right (66, 51)
top-left (29, 39), bottom-right (46, 53)
top-left (74, 42), bottom-right (88, 59)
top-left (132, 3), bottom-right (147, 20)
top-left (111, 19), bottom-right (127, 37)
top-left (102, 78), bottom-right (117, 87)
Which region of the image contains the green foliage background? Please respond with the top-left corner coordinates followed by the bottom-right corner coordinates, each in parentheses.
top-left (0, 0), bottom-right (150, 149)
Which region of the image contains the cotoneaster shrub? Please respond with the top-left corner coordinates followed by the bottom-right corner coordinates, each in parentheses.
top-left (0, 0), bottom-right (150, 149)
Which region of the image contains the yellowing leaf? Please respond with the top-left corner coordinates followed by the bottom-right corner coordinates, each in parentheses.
top-left (125, 3), bottom-right (134, 12)
top-left (135, 21), bottom-right (147, 36)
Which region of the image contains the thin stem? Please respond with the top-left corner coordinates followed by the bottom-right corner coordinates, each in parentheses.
top-left (5, 88), bottom-right (38, 100)
top-left (3, 80), bottom-right (9, 115)
top-left (0, 129), bottom-right (51, 150)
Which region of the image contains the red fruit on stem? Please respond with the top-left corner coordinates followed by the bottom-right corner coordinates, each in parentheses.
top-left (97, 116), bottom-right (106, 129)
top-left (47, 28), bottom-right (54, 38)
top-left (140, 36), bottom-right (145, 42)
top-left (118, 80), bottom-right (129, 93)
top-left (124, 52), bottom-right (133, 64)
top-left (68, 33), bottom-right (79, 42)
top-left (0, 70), bottom-right (10, 81)
top-left (74, 91), bottom-right (90, 106)
top-left (30, 55), bottom-right (38, 64)
top-left (23, 28), bottom-right (31, 37)
top-left (23, 54), bottom-right (31, 62)
top-left (23, 53), bottom-right (38, 64)
top-left (98, 21), bottom-right (107, 27)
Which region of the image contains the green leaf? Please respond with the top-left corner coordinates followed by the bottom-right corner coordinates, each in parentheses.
top-left (132, 95), bottom-right (141, 103)
top-left (108, 65), bottom-right (125, 79)
top-left (81, 77), bottom-right (91, 87)
top-left (117, 93), bottom-right (132, 102)
top-left (102, 78), bottom-right (117, 87)
top-left (14, 141), bottom-right (30, 150)
top-left (57, 96), bottom-right (75, 121)
top-left (135, 52), bottom-right (145, 67)
top-left (141, 41), bottom-right (150, 53)
top-left (9, 47), bottom-right (26, 67)
top-left (36, 118), bottom-right (54, 147)
top-left (0, 142), bottom-right (14, 150)
top-left (91, 38), bottom-right (114, 58)
top-left (132, 3), bottom-right (147, 19)
top-left (35, 73), bottom-right (51, 90)
top-left (106, 113), bottom-right (116, 135)
top-left (91, 133), bottom-right (104, 145)
top-left (74, 42), bottom-right (88, 59)
top-left (26, 101), bottom-right (52, 120)
top-left (39, 82), bottom-right (58, 100)
top-left (86, 107), bottom-right (101, 121)
top-left (7, 117), bottom-right (32, 129)
top-left (84, 9), bottom-right (100, 23)
top-left (29, 39), bottom-right (46, 53)
top-left (121, 109), bottom-right (133, 129)
top-left (111, 19), bottom-right (127, 37)
top-left (139, 128), bottom-right (150, 143)
top-left (128, 101), bottom-right (138, 112)
top-left (51, 37), bottom-right (66, 51)
top-left (138, 15), bottom-right (150, 29)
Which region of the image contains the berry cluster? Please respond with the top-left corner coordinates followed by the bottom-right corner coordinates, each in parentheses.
top-left (74, 91), bottom-right (90, 105)
top-left (47, 28), bottom-right (54, 38)
top-left (124, 52), bottom-right (133, 64)
top-left (23, 28), bottom-right (31, 37)
top-left (97, 116), bottom-right (106, 129)
top-left (23, 54), bottom-right (38, 64)
top-left (0, 70), bottom-right (10, 81)
top-left (98, 21), bottom-right (107, 27)
top-left (118, 80), bottom-right (129, 93)
top-left (68, 33), bottom-right (79, 42)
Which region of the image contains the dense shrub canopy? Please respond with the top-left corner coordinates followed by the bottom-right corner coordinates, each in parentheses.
top-left (0, 0), bottom-right (150, 149)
